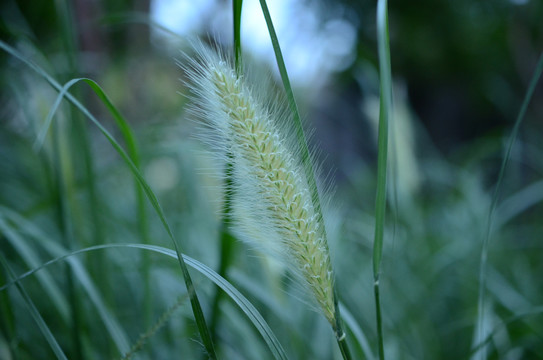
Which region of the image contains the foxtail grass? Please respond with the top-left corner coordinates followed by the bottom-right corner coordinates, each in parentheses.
top-left (183, 43), bottom-right (351, 358)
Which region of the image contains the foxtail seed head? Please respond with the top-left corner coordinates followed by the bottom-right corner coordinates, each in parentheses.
top-left (182, 44), bottom-right (337, 327)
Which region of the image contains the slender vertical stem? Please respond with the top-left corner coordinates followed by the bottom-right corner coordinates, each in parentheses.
top-left (258, 0), bottom-right (325, 227)
top-left (335, 309), bottom-right (353, 360)
top-left (374, 280), bottom-right (385, 360)
top-left (258, 1), bottom-right (353, 359)
top-left (51, 115), bottom-right (82, 360)
top-left (333, 294), bottom-right (354, 360)
top-left (51, 2), bottom-right (86, 357)
top-left (52, 0), bottom-right (110, 355)
top-left (373, 0), bottom-right (392, 359)
top-left (208, 0), bottom-right (244, 348)
top-left (233, 0), bottom-right (243, 72)
top-left (337, 337), bottom-right (353, 360)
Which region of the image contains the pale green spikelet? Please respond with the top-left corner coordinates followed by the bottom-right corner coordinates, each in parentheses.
top-left (183, 43), bottom-right (337, 328)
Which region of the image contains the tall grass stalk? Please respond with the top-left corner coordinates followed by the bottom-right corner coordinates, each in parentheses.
top-left (256, 2), bottom-right (352, 358)
top-left (52, 1), bottom-right (106, 355)
top-left (50, 109), bottom-right (84, 359)
top-left (473, 51), bottom-right (543, 359)
top-left (51, 1), bottom-right (87, 357)
top-left (373, 0), bottom-right (392, 359)
top-left (208, 0), bottom-right (244, 346)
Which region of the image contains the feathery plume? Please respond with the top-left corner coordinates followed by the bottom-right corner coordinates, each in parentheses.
top-left (182, 43), bottom-right (339, 330)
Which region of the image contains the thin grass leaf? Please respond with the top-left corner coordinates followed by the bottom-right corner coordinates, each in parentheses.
top-left (233, 0), bottom-right (243, 71)
top-left (48, 6), bottom-right (105, 353)
top-left (0, 254), bottom-right (68, 360)
top-left (374, 0), bottom-right (392, 280)
top-left (373, 1), bottom-right (392, 359)
top-left (340, 303), bottom-right (374, 360)
top-left (78, 73), bottom-right (152, 330)
top-left (0, 208), bottom-right (131, 354)
top-left (0, 243), bottom-right (290, 360)
top-left (49, 90), bottom-right (84, 360)
top-left (35, 74), bottom-right (152, 327)
top-left (256, 3), bottom-right (351, 357)
top-left (0, 217), bottom-right (69, 322)
top-left (0, 40), bottom-right (216, 359)
top-left (208, 0), bottom-right (244, 343)
top-left (257, 0), bottom-right (325, 229)
top-left (474, 50), bottom-right (543, 360)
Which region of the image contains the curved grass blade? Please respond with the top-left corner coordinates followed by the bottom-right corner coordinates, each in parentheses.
top-left (0, 208), bottom-right (131, 354)
top-left (0, 217), bottom-right (69, 322)
top-left (0, 243), bottom-right (290, 360)
top-left (340, 303), bottom-right (374, 360)
top-left (0, 40), bottom-right (216, 359)
top-left (0, 254), bottom-right (68, 360)
top-left (35, 74), bottom-right (152, 326)
top-left (474, 50), bottom-right (543, 360)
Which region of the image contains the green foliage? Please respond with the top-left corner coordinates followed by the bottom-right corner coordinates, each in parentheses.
top-left (1, 1), bottom-right (542, 359)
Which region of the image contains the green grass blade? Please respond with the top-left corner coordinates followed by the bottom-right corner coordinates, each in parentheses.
top-left (0, 40), bottom-right (216, 359)
top-left (49, 94), bottom-right (83, 360)
top-left (209, 0), bottom-right (244, 346)
top-left (0, 243), bottom-right (290, 360)
top-left (50, 4), bottom-right (93, 355)
top-left (340, 303), bottom-right (374, 360)
top-left (258, 2), bottom-right (351, 356)
top-left (233, 0), bottom-right (243, 71)
top-left (0, 208), bottom-right (131, 354)
top-left (374, 0), bottom-right (392, 279)
top-left (373, 0), bottom-right (392, 359)
top-left (36, 74), bottom-right (151, 328)
top-left (474, 50), bottom-right (543, 360)
top-left (36, 77), bottom-right (140, 163)
top-left (209, 227), bottom-right (236, 344)
top-left (76, 72), bottom-right (152, 330)
top-left (257, 0), bottom-right (324, 229)
top-left (0, 217), bottom-right (69, 322)
top-left (0, 254), bottom-right (68, 360)
top-left (68, 257), bottom-right (131, 354)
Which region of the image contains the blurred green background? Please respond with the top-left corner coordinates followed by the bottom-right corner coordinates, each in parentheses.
top-left (1, 0), bottom-right (542, 359)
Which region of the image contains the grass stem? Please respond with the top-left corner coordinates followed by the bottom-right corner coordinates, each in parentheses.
top-left (373, 0), bottom-right (392, 359)
top-left (374, 280), bottom-right (385, 360)
top-left (207, 0), bottom-right (243, 348)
